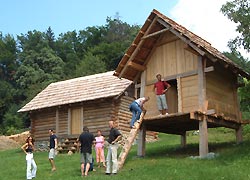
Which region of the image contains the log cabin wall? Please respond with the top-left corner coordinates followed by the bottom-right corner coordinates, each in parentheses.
top-left (144, 32), bottom-right (199, 117)
top-left (58, 106), bottom-right (68, 136)
top-left (30, 108), bottom-right (56, 141)
top-left (117, 96), bottom-right (134, 133)
top-left (206, 64), bottom-right (239, 120)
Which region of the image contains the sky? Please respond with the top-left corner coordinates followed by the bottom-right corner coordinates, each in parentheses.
top-left (0, 0), bottom-right (249, 59)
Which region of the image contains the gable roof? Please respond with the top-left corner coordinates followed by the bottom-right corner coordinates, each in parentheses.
top-left (114, 9), bottom-right (250, 81)
top-left (18, 71), bottom-right (132, 112)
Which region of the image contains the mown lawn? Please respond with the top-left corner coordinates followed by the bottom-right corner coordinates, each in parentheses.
top-left (1, 128), bottom-right (250, 180)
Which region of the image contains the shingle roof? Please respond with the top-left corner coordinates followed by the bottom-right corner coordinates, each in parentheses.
top-left (114, 9), bottom-right (250, 81)
top-left (18, 71), bottom-right (132, 112)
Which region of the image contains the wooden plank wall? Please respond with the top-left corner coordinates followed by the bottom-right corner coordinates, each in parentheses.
top-left (181, 75), bottom-right (199, 112)
top-left (31, 108), bottom-right (56, 140)
top-left (82, 99), bottom-right (114, 137)
top-left (117, 96), bottom-right (134, 132)
top-left (206, 68), bottom-right (237, 120)
top-left (146, 36), bottom-right (198, 82)
top-left (58, 107), bottom-right (68, 136)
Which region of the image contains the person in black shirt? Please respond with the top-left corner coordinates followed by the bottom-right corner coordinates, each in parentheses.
top-left (48, 129), bottom-right (57, 171)
top-left (21, 136), bottom-right (37, 180)
top-left (105, 121), bottom-right (121, 175)
top-left (78, 126), bottom-right (95, 177)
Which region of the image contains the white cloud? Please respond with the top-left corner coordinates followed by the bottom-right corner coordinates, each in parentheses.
top-left (170, 0), bottom-right (249, 59)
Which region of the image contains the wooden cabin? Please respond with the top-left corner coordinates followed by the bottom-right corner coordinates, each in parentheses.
top-left (18, 71), bottom-right (137, 143)
top-left (114, 9), bottom-right (250, 157)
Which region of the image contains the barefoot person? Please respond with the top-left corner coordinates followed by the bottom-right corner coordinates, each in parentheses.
top-left (21, 136), bottom-right (37, 180)
top-left (48, 129), bottom-right (57, 171)
top-left (95, 130), bottom-right (106, 168)
top-left (153, 74), bottom-right (171, 115)
top-left (78, 126), bottom-right (95, 177)
top-left (129, 96), bottom-right (150, 128)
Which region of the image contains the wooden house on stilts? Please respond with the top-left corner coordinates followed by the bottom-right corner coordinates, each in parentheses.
top-left (114, 9), bottom-right (250, 158)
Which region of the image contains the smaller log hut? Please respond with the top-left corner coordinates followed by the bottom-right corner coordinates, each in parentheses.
top-left (18, 71), bottom-right (136, 141)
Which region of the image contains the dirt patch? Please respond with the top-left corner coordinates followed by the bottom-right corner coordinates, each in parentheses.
top-left (0, 131), bottom-right (30, 151)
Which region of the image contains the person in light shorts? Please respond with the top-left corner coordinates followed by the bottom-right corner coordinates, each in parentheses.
top-left (154, 74), bottom-right (171, 115)
top-left (48, 129), bottom-right (58, 171)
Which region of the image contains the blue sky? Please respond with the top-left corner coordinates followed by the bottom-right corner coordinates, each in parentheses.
top-left (0, 0), bottom-right (248, 58)
top-left (0, 0), bottom-right (177, 36)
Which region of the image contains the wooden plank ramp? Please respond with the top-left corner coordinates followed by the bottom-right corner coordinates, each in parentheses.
top-left (118, 112), bottom-right (145, 170)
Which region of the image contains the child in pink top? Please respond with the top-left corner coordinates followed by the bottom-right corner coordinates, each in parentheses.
top-left (95, 130), bottom-right (106, 168)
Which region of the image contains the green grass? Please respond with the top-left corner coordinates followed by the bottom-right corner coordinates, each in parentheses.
top-left (1, 128), bottom-right (250, 180)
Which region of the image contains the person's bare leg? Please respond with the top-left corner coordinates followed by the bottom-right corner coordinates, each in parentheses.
top-left (84, 163), bottom-right (90, 176)
top-left (49, 159), bottom-right (56, 171)
top-left (81, 163), bottom-right (85, 176)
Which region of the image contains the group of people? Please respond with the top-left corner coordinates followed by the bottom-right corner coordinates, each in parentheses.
top-left (21, 121), bottom-right (121, 179)
top-left (21, 73), bottom-right (170, 179)
top-left (78, 121), bottom-right (121, 176)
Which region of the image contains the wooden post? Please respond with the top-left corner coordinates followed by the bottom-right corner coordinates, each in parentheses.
top-left (177, 77), bottom-right (182, 113)
top-left (68, 108), bottom-right (71, 135)
top-left (180, 132), bottom-right (186, 148)
top-left (137, 124), bottom-right (146, 157)
top-left (56, 108), bottom-right (59, 133)
top-left (236, 125), bottom-right (243, 144)
top-left (199, 118), bottom-right (208, 158)
top-left (140, 71), bottom-right (146, 97)
top-left (198, 56), bottom-right (208, 157)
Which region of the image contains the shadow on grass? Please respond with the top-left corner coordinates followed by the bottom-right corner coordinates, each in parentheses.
top-left (141, 139), bottom-right (250, 161)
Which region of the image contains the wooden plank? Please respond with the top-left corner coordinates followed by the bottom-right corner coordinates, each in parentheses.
top-left (128, 61), bottom-right (146, 71)
top-left (56, 109), bottom-right (59, 133)
top-left (118, 112), bottom-right (146, 169)
top-left (119, 16), bottom-right (158, 78)
top-left (137, 124), bottom-right (146, 156)
top-left (141, 28), bottom-right (169, 40)
top-left (199, 119), bottom-right (209, 157)
top-left (177, 77), bottom-right (183, 113)
top-left (157, 18), bottom-right (205, 56)
top-left (198, 56), bottom-right (206, 112)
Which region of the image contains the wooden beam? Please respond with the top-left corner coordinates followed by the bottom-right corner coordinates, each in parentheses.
top-left (181, 132), bottom-right (187, 148)
top-left (205, 66), bottom-right (214, 73)
top-left (128, 61), bottom-right (146, 71)
top-left (206, 109), bottom-right (215, 115)
top-left (118, 16), bottom-right (159, 78)
top-left (236, 126), bottom-right (243, 144)
top-left (198, 56), bottom-right (206, 112)
top-left (137, 124), bottom-right (146, 157)
top-left (177, 77), bottom-right (183, 113)
top-left (140, 71), bottom-right (146, 97)
top-left (56, 108), bottom-right (59, 133)
top-left (157, 18), bottom-right (205, 56)
top-left (68, 108), bottom-right (71, 135)
top-left (146, 67), bottom-right (213, 86)
top-left (199, 118), bottom-right (209, 158)
top-left (141, 28), bottom-right (169, 40)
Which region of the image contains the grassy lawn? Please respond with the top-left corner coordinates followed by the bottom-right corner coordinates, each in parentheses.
top-left (1, 128), bottom-right (250, 180)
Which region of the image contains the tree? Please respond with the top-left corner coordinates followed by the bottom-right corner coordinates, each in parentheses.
top-left (75, 52), bottom-right (106, 77)
top-left (221, 0), bottom-right (250, 52)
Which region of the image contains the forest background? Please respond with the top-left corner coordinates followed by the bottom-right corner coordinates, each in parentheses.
top-left (0, 0), bottom-right (249, 135)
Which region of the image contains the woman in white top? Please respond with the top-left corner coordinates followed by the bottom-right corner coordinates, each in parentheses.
top-left (129, 97), bottom-right (150, 128)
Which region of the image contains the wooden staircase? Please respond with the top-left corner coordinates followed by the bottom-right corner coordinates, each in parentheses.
top-left (118, 112), bottom-right (146, 170)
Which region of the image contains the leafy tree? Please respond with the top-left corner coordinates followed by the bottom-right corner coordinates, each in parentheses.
top-left (75, 52), bottom-right (106, 77)
top-left (221, 0), bottom-right (250, 52)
